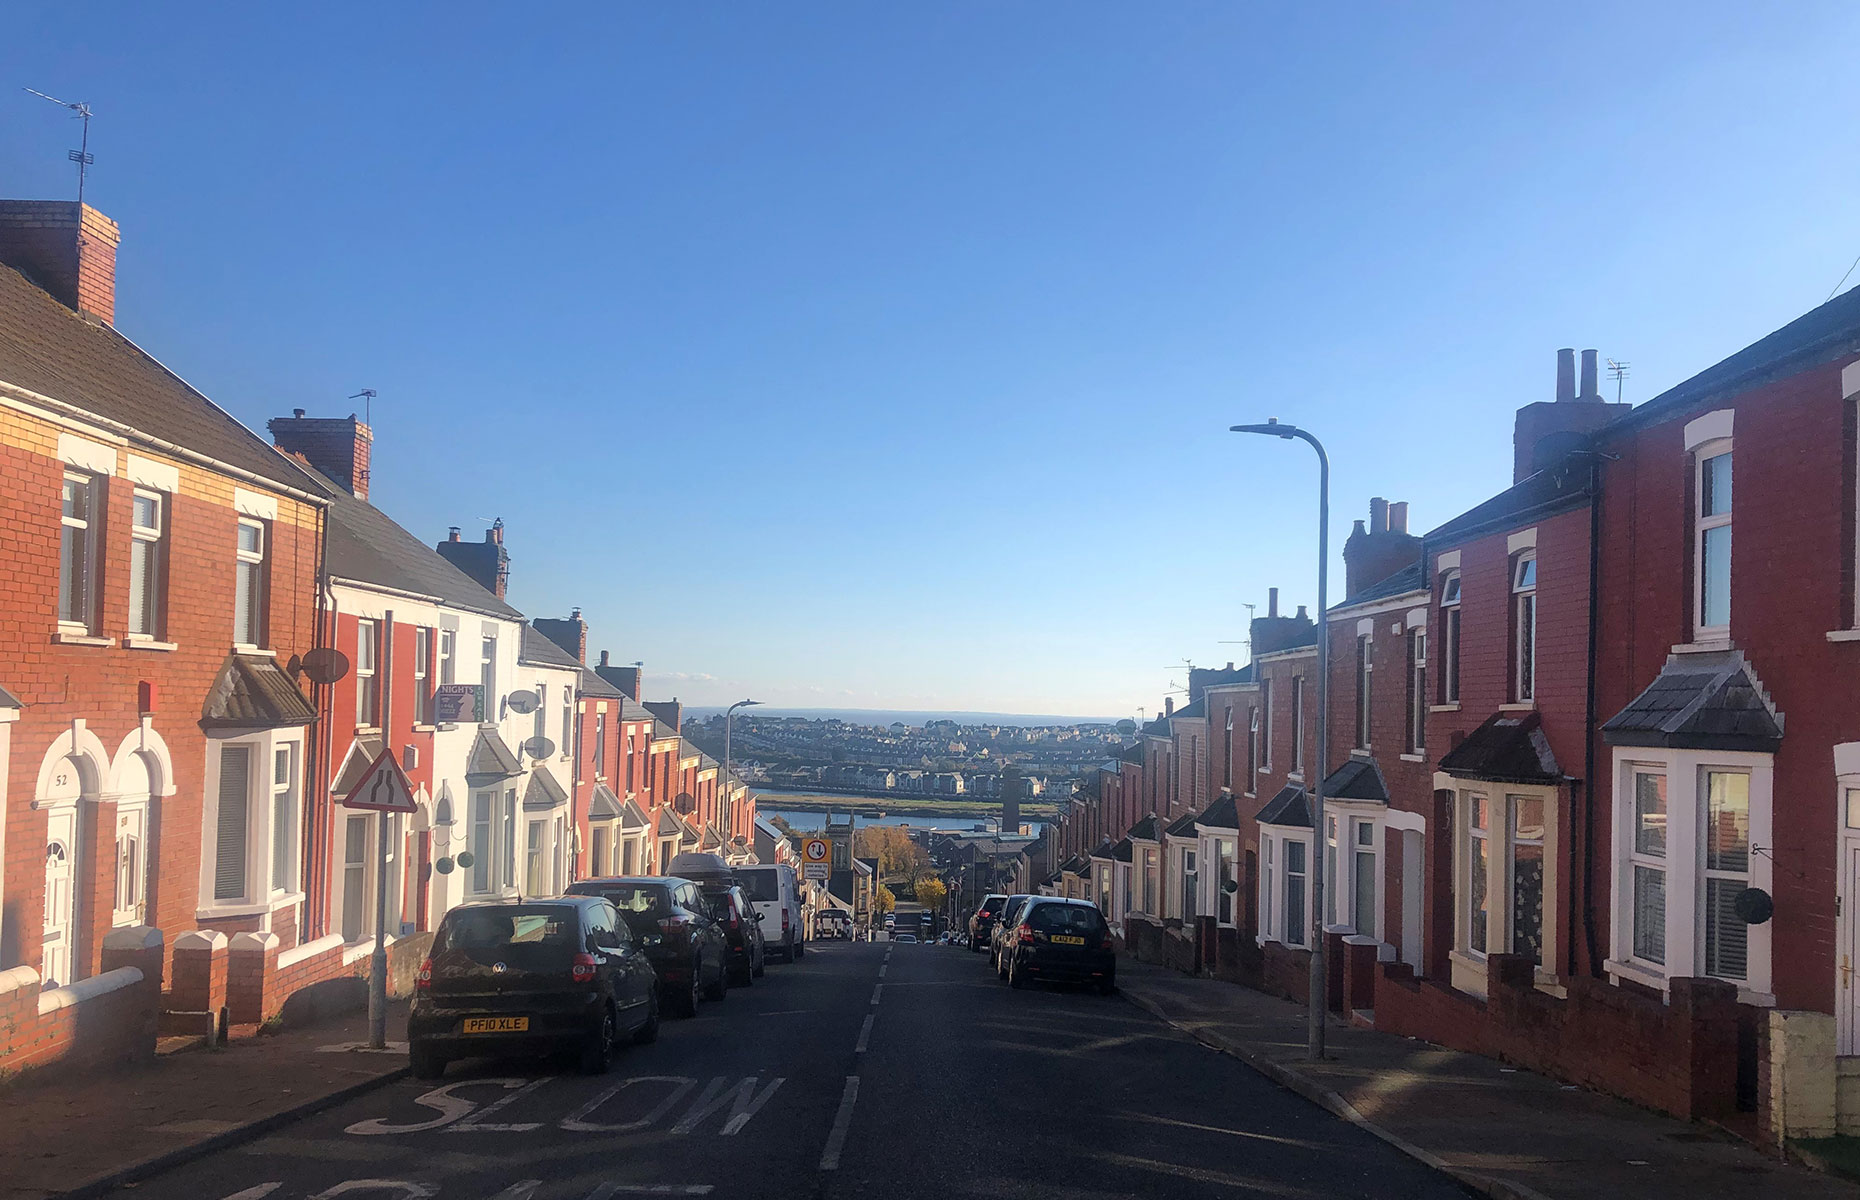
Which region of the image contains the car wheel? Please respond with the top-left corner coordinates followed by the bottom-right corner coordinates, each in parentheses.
top-left (633, 993), bottom-right (660, 1044)
top-left (673, 966), bottom-right (701, 1018)
top-left (580, 1005), bottom-right (616, 1075)
top-left (997, 955), bottom-right (1008, 981)
top-left (706, 955), bottom-right (729, 1001)
top-left (969, 938), bottom-right (982, 953)
top-left (409, 1041), bottom-right (447, 1080)
top-left (752, 951), bottom-right (765, 979)
top-left (794, 940), bottom-right (805, 958)
top-left (1008, 957), bottom-right (1026, 990)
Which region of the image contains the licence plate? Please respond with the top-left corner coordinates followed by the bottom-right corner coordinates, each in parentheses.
top-left (462, 1016), bottom-right (528, 1034)
top-left (1052, 935), bottom-right (1086, 946)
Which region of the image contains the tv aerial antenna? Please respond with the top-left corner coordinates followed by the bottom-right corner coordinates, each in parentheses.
top-left (1606, 359), bottom-right (1630, 404)
top-left (23, 89), bottom-right (94, 206)
top-left (349, 389), bottom-right (377, 427)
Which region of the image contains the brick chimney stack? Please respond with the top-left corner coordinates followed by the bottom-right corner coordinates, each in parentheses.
top-left (1250, 588), bottom-right (1318, 656)
top-left (594, 651), bottom-right (644, 700)
top-left (269, 411), bottom-right (374, 500)
top-left (1342, 495), bottom-right (1423, 599)
top-left (0, 201), bottom-right (120, 324)
top-left (534, 609), bottom-right (588, 663)
top-left (1512, 347), bottom-right (1631, 483)
top-left (436, 519), bottom-right (511, 600)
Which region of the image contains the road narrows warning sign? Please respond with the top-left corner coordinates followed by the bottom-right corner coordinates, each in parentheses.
top-left (342, 747), bottom-right (418, 813)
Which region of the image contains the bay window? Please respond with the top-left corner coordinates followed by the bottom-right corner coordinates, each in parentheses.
top-left (1453, 785), bottom-right (1560, 994)
top-left (1629, 769), bottom-right (1668, 965)
top-left (201, 730), bottom-right (305, 913)
top-left (1353, 819), bottom-right (1378, 937)
top-left (1283, 838), bottom-right (1308, 947)
top-left (1259, 829), bottom-right (1313, 948)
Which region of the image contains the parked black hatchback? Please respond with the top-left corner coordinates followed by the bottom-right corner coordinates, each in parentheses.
top-left (968, 893), bottom-right (1007, 953)
top-left (999, 898), bottom-right (1116, 994)
top-left (566, 876), bottom-right (729, 1017)
top-left (409, 896), bottom-right (659, 1079)
top-left (701, 883), bottom-right (766, 987)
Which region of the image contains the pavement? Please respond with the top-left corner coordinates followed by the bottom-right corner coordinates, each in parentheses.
top-left (29, 939), bottom-right (1476, 1200)
top-left (1114, 957), bottom-right (1855, 1200)
top-left (0, 1000), bottom-right (412, 1200)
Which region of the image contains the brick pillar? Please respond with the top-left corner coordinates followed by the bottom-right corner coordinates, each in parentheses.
top-left (1324, 929), bottom-right (1347, 1013)
top-left (227, 931), bottom-right (281, 1025)
top-left (1768, 1010), bottom-right (1836, 1142)
top-left (1671, 976), bottom-right (1740, 1119)
top-left (0, 965), bottom-right (42, 1059)
top-left (166, 929), bottom-right (229, 1036)
top-left (1341, 936), bottom-right (1381, 1018)
top-left (100, 925), bottom-right (164, 1060)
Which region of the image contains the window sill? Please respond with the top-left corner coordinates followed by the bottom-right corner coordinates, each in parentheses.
top-left (53, 631), bottom-right (112, 647)
top-left (233, 645), bottom-right (276, 658)
top-left (1399, 753), bottom-right (1426, 763)
top-left (1428, 703), bottom-right (1461, 713)
top-left (354, 725), bottom-right (382, 736)
top-left (412, 724), bottom-right (438, 734)
top-left (1497, 702), bottom-right (1536, 713)
top-left (1604, 956), bottom-right (1667, 994)
top-left (123, 637), bottom-right (178, 652)
top-left (1671, 638), bottom-right (1732, 655)
top-left (437, 723), bottom-right (459, 732)
top-left (1828, 629), bottom-right (1860, 644)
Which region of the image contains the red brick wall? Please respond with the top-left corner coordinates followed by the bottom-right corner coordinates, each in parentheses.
top-left (1593, 356), bottom-right (1860, 1011)
top-left (1, 430), bottom-right (321, 979)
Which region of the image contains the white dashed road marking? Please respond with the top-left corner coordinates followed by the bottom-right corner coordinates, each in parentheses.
top-left (870, 983), bottom-right (883, 1005)
top-left (855, 1012), bottom-right (874, 1053)
top-left (818, 1076), bottom-right (860, 1171)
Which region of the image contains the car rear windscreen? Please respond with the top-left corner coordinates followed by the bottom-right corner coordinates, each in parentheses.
top-left (436, 906), bottom-right (578, 956)
top-left (736, 869), bottom-right (781, 902)
top-left (576, 884), bottom-right (670, 920)
top-left (1028, 904), bottom-right (1107, 934)
top-left (981, 897), bottom-right (1005, 914)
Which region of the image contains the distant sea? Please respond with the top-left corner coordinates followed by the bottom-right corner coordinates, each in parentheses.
top-left (683, 706), bottom-right (1120, 727)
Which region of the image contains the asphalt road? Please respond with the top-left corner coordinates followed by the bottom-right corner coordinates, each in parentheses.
top-left (106, 940), bottom-right (1469, 1200)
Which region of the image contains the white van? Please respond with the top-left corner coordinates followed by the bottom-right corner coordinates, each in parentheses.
top-left (735, 863), bottom-right (804, 962)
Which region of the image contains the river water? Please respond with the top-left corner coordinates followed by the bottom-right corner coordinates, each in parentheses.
top-left (758, 807), bottom-right (1045, 837)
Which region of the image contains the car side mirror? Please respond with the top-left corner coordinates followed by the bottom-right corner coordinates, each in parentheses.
top-left (642, 932), bottom-right (663, 947)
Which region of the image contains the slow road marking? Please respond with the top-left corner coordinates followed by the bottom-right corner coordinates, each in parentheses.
top-left (818, 1076), bottom-right (860, 1171)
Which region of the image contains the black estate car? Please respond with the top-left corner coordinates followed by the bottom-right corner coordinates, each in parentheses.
top-left (968, 894), bottom-right (1008, 952)
top-left (998, 897), bottom-right (1117, 994)
top-left (567, 876), bottom-right (728, 1017)
top-left (701, 883), bottom-right (767, 987)
top-left (409, 896), bottom-right (659, 1079)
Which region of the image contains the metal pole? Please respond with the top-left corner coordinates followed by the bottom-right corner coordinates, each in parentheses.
top-left (369, 610), bottom-right (394, 1049)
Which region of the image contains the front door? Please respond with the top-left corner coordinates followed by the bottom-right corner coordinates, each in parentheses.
top-left (43, 806), bottom-right (80, 987)
top-left (114, 803), bottom-right (149, 927)
top-left (1843, 834), bottom-right (1860, 1053)
top-left (342, 814), bottom-right (370, 942)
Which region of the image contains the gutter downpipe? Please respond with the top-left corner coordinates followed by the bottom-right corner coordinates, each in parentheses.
top-left (1580, 451), bottom-right (1604, 979)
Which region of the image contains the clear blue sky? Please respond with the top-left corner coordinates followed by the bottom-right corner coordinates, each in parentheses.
top-left (6, 4), bottom-right (1857, 717)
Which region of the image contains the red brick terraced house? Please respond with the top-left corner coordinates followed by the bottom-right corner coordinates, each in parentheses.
top-left (0, 200), bottom-right (329, 1072)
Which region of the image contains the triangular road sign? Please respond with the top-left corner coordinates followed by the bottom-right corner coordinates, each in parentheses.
top-left (342, 746), bottom-right (418, 813)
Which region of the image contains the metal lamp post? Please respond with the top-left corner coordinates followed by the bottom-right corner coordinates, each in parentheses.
top-left (723, 699), bottom-right (759, 847)
top-left (1231, 417), bottom-right (1331, 1062)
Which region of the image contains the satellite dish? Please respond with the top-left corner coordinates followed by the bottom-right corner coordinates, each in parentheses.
top-left (455, 850), bottom-right (476, 869)
top-left (434, 857), bottom-right (454, 875)
top-left (732, 835), bottom-right (747, 847)
top-left (675, 792), bottom-right (696, 815)
top-left (1115, 719), bottom-right (1137, 736)
top-left (301, 647), bottom-right (351, 685)
top-left (506, 689), bottom-right (541, 715)
top-left (522, 736), bottom-right (555, 759)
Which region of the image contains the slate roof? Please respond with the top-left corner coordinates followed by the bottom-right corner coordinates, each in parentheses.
top-left (200, 653), bottom-right (317, 730)
top-left (0, 683), bottom-right (21, 709)
top-left (0, 259), bottom-right (327, 496)
top-left (1196, 789), bottom-right (1240, 830)
top-left (579, 668), bottom-right (625, 700)
top-left (523, 768), bottom-right (569, 810)
top-left (1118, 743), bottom-right (1145, 765)
top-left (465, 728), bottom-right (522, 778)
top-left (619, 697), bottom-right (659, 724)
top-left (331, 735), bottom-right (386, 798)
top-left (621, 796), bottom-right (651, 831)
top-left (1426, 466), bottom-right (1592, 549)
top-left (1128, 814), bottom-right (1161, 842)
top-left (1058, 855), bottom-right (1089, 875)
top-left (1612, 282), bottom-right (1860, 435)
top-left (305, 463), bottom-right (521, 619)
top-left (1437, 712), bottom-right (1562, 784)
top-left (650, 721), bottom-right (682, 744)
top-left (1109, 837), bottom-right (1134, 863)
top-left (521, 624), bottom-right (582, 670)
top-left (1193, 663), bottom-right (1256, 689)
top-left (1256, 784), bottom-right (1311, 829)
top-left (1601, 651), bottom-right (1784, 752)
top-left (1170, 698), bottom-right (1207, 721)
top-left (1142, 715), bottom-right (1172, 738)
top-left (587, 783), bottom-right (623, 820)
top-left (678, 739), bottom-right (703, 763)
top-left (654, 808), bottom-right (686, 839)
top-left (1163, 810), bottom-right (1202, 839)
top-left (1335, 562), bottom-right (1426, 611)
top-left (1087, 839), bottom-right (1116, 860)
top-left (1320, 757), bottom-right (1390, 803)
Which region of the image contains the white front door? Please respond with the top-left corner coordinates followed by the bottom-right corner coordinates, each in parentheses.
top-left (43, 806), bottom-right (80, 988)
top-left (1843, 837), bottom-right (1860, 1054)
top-left (342, 814), bottom-right (370, 943)
top-left (114, 803), bottom-right (149, 927)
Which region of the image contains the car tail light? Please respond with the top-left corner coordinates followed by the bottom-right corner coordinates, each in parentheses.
top-left (659, 915), bottom-right (689, 933)
top-left (782, 908), bottom-right (791, 931)
top-left (571, 952), bottom-right (598, 983)
top-left (415, 958), bottom-right (433, 990)
top-left (1017, 923), bottom-right (1035, 944)
top-left (1100, 934), bottom-right (1115, 950)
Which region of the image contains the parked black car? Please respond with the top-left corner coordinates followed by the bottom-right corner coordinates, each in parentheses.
top-left (566, 876), bottom-right (728, 1017)
top-left (408, 896), bottom-right (659, 1079)
top-left (998, 898), bottom-right (1116, 994)
top-left (701, 882), bottom-right (766, 987)
top-left (968, 894), bottom-right (1008, 953)
top-left (989, 894), bottom-right (1033, 970)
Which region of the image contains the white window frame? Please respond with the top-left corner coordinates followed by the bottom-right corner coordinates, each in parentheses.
top-left (1512, 553), bottom-right (1537, 704)
top-left (270, 741), bottom-right (298, 895)
top-left (1260, 680), bottom-right (1273, 774)
top-left (1448, 783), bottom-right (1561, 996)
top-left (234, 518), bottom-right (267, 649)
top-left (1606, 749), bottom-right (1774, 1004)
top-left (469, 788), bottom-right (498, 895)
top-left (59, 470), bottom-right (101, 632)
top-left (1440, 571), bottom-right (1462, 703)
top-left (413, 627), bottom-right (433, 725)
top-left (1290, 676), bottom-right (1305, 778)
top-left (594, 711), bottom-right (607, 778)
top-left (355, 619), bottom-right (379, 729)
top-left (481, 632), bottom-right (499, 713)
top-left (1348, 812), bottom-right (1382, 940)
top-left (1407, 627), bottom-right (1427, 753)
top-left (335, 808), bottom-right (404, 945)
top-left (1258, 828), bottom-right (1313, 948)
top-left (438, 628), bottom-right (456, 687)
top-left (127, 487), bottom-right (167, 640)
top-left (1693, 439), bottom-right (1733, 640)
top-left (1354, 634), bottom-right (1373, 751)
top-left (197, 729), bottom-right (307, 918)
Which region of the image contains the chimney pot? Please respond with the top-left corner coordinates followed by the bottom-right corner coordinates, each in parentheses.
top-left (1295, 604), bottom-right (1309, 621)
top-left (1579, 349), bottom-right (1601, 401)
top-left (448, 527), bottom-right (461, 541)
top-left (1164, 697), bottom-right (1174, 717)
top-left (1352, 519), bottom-right (1367, 538)
top-left (1370, 496), bottom-right (1389, 533)
top-left (1268, 587), bottom-right (1280, 618)
top-left (1225, 662), bottom-right (1234, 671)
top-left (293, 408), bottom-right (305, 418)
top-left (1556, 348), bottom-right (1577, 404)
top-left (1389, 501), bottom-right (1409, 534)
top-left (599, 650), bottom-right (610, 667)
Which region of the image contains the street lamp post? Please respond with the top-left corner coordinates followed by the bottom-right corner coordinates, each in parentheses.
top-left (724, 699), bottom-right (760, 847)
top-left (1231, 417), bottom-right (1331, 1062)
